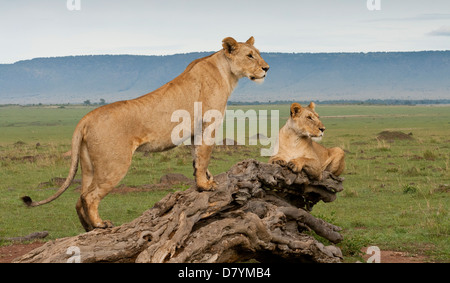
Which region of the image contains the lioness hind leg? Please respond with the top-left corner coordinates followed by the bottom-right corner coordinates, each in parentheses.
top-left (80, 180), bottom-right (119, 230)
top-left (76, 198), bottom-right (92, 232)
top-left (79, 150), bottom-right (132, 230)
top-left (77, 142), bottom-right (95, 231)
top-left (324, 147), bottom-right (345, 176)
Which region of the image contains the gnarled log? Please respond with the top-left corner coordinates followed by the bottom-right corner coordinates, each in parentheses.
top-left (14, 159), bottom-right (344, 263)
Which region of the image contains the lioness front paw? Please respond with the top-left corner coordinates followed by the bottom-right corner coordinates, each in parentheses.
top-left (287, 161), bottom-right (302, 173)
top-left (196, 179), bottom-right (217, 192)
top-left (271, 159), bottom-right (288, 167)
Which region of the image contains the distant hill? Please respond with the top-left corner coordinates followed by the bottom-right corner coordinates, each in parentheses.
top-left (0, 51), bottom-right (449, 104)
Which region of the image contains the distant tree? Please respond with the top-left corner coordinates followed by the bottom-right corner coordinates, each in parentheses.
top-left (83, 100), bottom-right (91, 106)
top-left (99, 98), bottom-right (106, 105)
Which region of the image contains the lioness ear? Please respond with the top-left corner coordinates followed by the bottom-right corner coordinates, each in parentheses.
top-left (246, 36), bottom-right (255, 46)
top-left (222, 37), bottom-right (239, 55)
top-left (290, 103), bottom-right (302, 117)
top-left (308, 102), bottom-right (316, 111)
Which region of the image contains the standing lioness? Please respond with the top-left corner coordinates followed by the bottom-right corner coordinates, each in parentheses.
top-left (269, 102), bottom-right (345, 180)
top-left (22, 36), bottom-right (269, 231)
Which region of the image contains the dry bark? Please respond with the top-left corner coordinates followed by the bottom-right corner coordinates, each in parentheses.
top-left (14, 159), bottom-right (344, 263)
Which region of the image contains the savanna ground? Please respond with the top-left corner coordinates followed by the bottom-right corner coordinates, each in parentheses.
top-left (0, 104), bottom-right (449, 263)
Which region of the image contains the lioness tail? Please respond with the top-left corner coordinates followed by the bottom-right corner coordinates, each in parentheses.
top-left (22, 123), bottom-right (83, 207)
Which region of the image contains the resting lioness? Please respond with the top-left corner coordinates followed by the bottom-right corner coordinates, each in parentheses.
top-left (269, 102), bottom-right (345, 180)
top-left (22, 36), bottom-right (269, 231)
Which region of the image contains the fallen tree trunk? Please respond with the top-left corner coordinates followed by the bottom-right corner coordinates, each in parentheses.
top-left (14, 159), bottom-right (344, 263)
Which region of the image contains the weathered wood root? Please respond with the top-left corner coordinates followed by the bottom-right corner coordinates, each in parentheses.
top-left (4, 231), bottom-right (49, 243)
top-left (14, 159), bottom-right (344, 263)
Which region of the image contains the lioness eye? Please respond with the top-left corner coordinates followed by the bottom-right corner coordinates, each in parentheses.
top-left (247, 54), bottom-right (253, 59)
top-left (308, 116), bottom-right (313, 120)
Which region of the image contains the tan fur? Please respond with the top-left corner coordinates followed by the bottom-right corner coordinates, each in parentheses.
top-left (22, 37), bottom-right (269, 231)
top-left (269, 102), bottom-right (345, 180)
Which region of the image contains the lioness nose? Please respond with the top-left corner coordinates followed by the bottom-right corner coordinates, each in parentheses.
top-left (319, 127), bottom-right (325, 132)
top-left (262, 66), bottom-right (269, 72)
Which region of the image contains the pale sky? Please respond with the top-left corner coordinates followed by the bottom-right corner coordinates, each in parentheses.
top-left (1, 0), bottom-right (450, 63)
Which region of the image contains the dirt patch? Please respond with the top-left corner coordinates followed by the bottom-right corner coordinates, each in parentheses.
top-left (38, 177), bottom-right (82, 188)
top-left (159, 173), bottom-right (193, 186)
top-left (6, 154), bottom-right (57, 163)
top-left (110, 184), bottom-right (172, 194)
top-left (377, 131), bottom-right (414, 142)
top-left (13, 141), bottom-right (27, 147)
top-left (0, 242), bottom-right (45, 263)
top-left (62, 150), bottom-right (72, 158)
top-left (361, 247), bottom-right (429, 263)
top-left (71, 172), bottom-right (194, 194)
top-left (105, 173), bottom-right (194, 194)
top-left (433, 184), bottom-right (450, 193)
top-left (351, 141), bottom-right (368, 146)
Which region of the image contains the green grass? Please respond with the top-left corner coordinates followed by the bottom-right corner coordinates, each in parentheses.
top-left (0, 104), bottom-right (449, 262)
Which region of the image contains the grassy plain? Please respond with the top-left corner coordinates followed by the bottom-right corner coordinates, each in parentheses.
top-left (0, 104), bottom-right (449, 262)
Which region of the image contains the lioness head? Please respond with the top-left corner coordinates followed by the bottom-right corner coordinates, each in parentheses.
top-left (222, 36), bottom-right (269, 83)
top-left (288, 102), bottom-right (325, 141)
